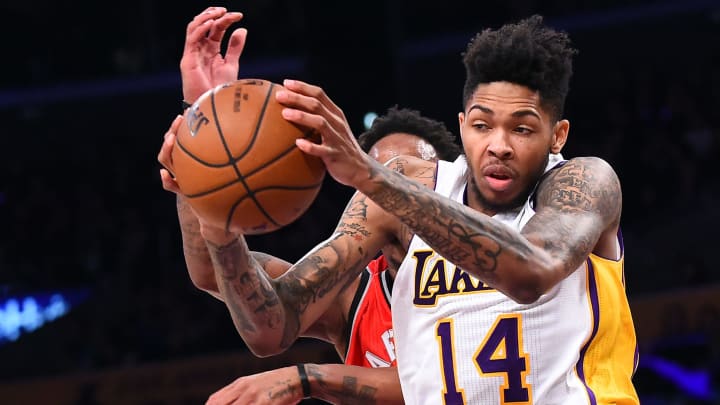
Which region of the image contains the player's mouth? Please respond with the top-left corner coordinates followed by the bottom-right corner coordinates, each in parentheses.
top-left (482, 164), bottom-right (515, 192)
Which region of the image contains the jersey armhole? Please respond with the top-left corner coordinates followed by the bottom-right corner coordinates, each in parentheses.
top-left (342, 269), bottom-right (372, 361)
top-left (380, 270), bottom-right (393, 308)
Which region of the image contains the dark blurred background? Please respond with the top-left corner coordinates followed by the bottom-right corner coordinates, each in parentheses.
top-left (0, 0), bottom-right (718, 404)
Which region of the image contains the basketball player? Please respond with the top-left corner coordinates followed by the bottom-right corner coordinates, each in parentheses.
top-left (188, 14), bottom-right (639, 404)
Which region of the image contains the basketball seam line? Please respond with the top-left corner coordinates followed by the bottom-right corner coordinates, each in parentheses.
top-left (188, 182), bottom-right (323, 200)
top-left (183, 178), bottom-right (243, 199)
top-left (175, 139), bottom-right (231, 168)
top-left (242, 133), bottom-right (311, 178)
top-left (191, 183), bottom-right (323, 218)
top-left (211, 82), bottom-right (281, 231)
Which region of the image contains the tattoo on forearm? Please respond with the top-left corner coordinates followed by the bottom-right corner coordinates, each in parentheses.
top-left (340, 377), bottom-right (378, 404)
top-left (306, 365), bottom-right (378, 404)
top-left (276, 234), bottom-right (369, 349)
top-left (414, 165), bottom-right (436, 180)
top-left (206, 238), bottom-right (283, 334)
top-left (268, 378), bottom-right (300, 400)
top-left (205, 228), bottom-right (369, 350)
top-left (177, 197), bottom-right (211, 259)
top-left (338, 222), bottom-right (371, 241)
top-left (366, 162), bottom-right (532, 283)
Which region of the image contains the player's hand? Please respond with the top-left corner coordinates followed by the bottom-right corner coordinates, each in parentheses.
top-left (276, 79), bottom-right (375, 189)
top-left (206, 366), bottom-right (304, 405)
top-left (158, 115), bottom-right (183, 194)
top-left (181, 7), bottom-right (247, 103)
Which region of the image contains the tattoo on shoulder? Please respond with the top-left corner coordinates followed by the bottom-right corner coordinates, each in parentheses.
top-left (385, 157), bottom-right (435, 184)
top-left (388, 157), bottom-right (410, 175)
top-left (413, 165), bottom-right (437, 183)
top-left (527, 157), bottom-right (622, 276)
top-left (537, 157), bottom-right (621, 222)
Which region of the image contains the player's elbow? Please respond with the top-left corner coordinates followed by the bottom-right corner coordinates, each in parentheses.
top-left (187, 268), bottom-right (219, 295)
top-left (505, 261), bottom-right (560, 304)
top-left (506, 283), bottom-right (544, 304)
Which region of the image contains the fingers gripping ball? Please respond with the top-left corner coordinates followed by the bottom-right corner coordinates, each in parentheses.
top-left (172, 79), bottom-right (326, 234)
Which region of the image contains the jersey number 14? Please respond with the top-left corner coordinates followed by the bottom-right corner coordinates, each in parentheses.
top-left (436, 314), bottom-right (532, 404)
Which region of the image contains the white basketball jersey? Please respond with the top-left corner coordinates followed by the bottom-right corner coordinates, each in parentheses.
top-left (392, 155), bottom-right (639, 405)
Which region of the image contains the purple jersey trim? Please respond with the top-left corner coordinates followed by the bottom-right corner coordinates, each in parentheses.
top-left (576, 258), bottom-right (600, 405)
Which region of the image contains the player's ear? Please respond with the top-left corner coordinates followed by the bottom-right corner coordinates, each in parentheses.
top-left (458, 111), bottom-right (466, 139)
top-left (550, 119), bottom-right (569, 153)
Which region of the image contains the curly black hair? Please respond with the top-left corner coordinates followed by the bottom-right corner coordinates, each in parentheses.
top-left (462, 15), bottom-right (577, 120)
top-left (358, 106), bottom-right (462, 161)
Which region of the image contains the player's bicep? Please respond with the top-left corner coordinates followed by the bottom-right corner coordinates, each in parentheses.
top-left (334, 190), bottom-right (395, 257)
top-left (522, 157), bottom-right (621, 276)
top-left (272, 192), bottom-right (390, 341)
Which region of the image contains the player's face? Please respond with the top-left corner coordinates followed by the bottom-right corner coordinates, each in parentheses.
top-left (458, 81), bottom-right (568, 214)
top-left (368, 133), bottom-right (438, 164)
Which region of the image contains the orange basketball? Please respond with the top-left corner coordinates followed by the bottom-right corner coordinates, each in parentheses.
top-left (172, 79), bottom-right (326, 235)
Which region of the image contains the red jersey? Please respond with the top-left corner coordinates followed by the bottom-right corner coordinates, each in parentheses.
top-left (343, 255), bottom-right (396, 368)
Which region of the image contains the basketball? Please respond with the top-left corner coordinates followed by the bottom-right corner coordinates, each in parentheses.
top-left (171, 79), bottom-right (326, 235)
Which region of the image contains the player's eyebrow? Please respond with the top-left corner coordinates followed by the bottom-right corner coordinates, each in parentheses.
top-left (468, 104), bottom-right (493, 115)
top-left (511, 109), bottom-right (541, 120)
top-left (468, 104), bottom-right (541, 120)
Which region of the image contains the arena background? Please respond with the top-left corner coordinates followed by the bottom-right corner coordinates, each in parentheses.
top-left (1, 0), bottom-right (718, 403)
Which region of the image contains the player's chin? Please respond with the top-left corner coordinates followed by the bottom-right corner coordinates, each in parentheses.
top-left (477, 184), bottom-right (525, 211)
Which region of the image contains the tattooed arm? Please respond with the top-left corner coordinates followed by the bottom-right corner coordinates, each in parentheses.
top-left (176, 195), bottom-right (220, 298)
top-left (201, 191), bottom-right (394, 356)
top-left (357, 156), bottom-right (621, 304)
top-left (207, 364), bottom-right (403, 405)
top-left (176, 196), bottom-right (292, 298)
top-left (305, 364), bottom-right (403, 405)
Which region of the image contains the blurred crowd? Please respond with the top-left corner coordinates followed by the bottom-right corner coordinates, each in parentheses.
top-left (1, 1), bottom-right (719, 403)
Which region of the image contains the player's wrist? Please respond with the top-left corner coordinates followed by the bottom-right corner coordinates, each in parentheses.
top-left (354, 157), bottom-right (386, 197)
top-left (296, 363), bottom-right (312, 399)
top-left (200, 223), bottom-right (237, 246)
